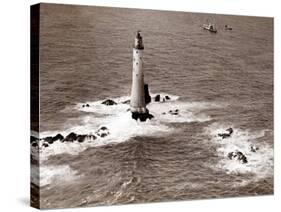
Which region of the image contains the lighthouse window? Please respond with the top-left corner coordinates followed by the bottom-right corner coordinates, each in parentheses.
top-left (136, 51), bottom-right (138, 54)
top-left (136, 62), bottom-right (138, 65)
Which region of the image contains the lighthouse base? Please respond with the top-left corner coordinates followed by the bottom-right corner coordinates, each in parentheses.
top-left (131, 111), bottom-right (154, 122)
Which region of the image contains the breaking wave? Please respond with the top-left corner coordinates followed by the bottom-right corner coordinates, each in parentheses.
top-left (31, 164), bottom-right (80, 187)
top-left (40, 165), bottom-right (80, 187)
top-left (35, 93), bottom-right (224, 160)
top-left (205, 123), bottom-right (273, 179)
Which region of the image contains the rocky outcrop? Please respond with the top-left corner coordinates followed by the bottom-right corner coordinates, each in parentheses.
top-left (42, 134), bottom-right (64, 144)
top-left (250, 145), bottom-right (259, 152)
top-left (169, 109), bottom-right (179, 115)
top-left (31, 130), bottom-right (102, 150)
top-left (52, 133), bottom-right (64, 142)
top-left (227, 150), bottom-right (248, 164)
top-left (131, 111), bottom-right (154, 122)
top-left (77, 134), bottom-right (87, 143)
top-left (44, 136), bottom-right (54, 144)
top-left (31, 142), bottom-right (38, 147)
top-left (218, 127), bottom-right (233, 139)
top-left (165, 95), bottom-right (171, 100)
top-left (154, 94), bottom-right (161, 102)
top-left (63, 132), bottom-right (78, 142)
top-left (154, 94), bottom-right (171, 102)
top-left (122, 100), bottom-right (130, 104)
top-left (42, 143), bottom-right (49, 148)
top-left (96, 126), bottom-right (110, 137)
top-left (101, 99), bottom-right (117, 106)
top-left (30, 136), bottom-right (38, 143)
top-left (162, 109), bottom-right (179, 115)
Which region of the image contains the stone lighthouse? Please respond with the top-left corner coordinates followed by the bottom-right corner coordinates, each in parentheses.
top-left (130, 31), bottom-right (153, 121)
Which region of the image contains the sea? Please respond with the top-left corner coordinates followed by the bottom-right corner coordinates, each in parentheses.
top-left (31, 3), bottom-right (273, 209)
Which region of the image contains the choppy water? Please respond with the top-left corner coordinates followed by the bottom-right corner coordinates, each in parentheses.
top-left (32, 4), bottom-right (273, 209)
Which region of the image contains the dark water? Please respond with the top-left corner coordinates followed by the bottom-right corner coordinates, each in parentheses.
top-left (34, 4), bottom-right (273, 209)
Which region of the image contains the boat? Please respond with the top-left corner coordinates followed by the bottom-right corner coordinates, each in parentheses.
top-left (202, 23), bottom-right (217, 33)
top-left (224, 25), bottom-right (233, 30)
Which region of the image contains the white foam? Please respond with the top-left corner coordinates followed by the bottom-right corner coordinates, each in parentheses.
top-left (77, 94), bottom-right (222, 124)
top-left (39, 165), bottom-right (80, 187)
top-left (148, 101), bottom-right (222, 123)
top-left (39, 94), bottom-right (222, 160)
top-left (205, 123), bottom-right (273, 179)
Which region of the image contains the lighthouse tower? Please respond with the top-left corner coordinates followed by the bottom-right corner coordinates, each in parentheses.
top-left (130, 31), bottom-right (153, 121)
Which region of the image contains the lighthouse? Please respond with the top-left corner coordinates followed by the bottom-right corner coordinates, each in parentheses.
top-left (130, 31), bottom-right (153, 121)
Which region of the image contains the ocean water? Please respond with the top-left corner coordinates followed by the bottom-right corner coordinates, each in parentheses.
top-left (32, 4), bottom-right (273, 208)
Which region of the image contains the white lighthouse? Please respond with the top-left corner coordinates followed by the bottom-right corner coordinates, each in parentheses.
top-left (130, 31), bottom-right (153, 121)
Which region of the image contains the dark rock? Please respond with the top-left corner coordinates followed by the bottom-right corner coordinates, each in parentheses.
top-left (100, 126), bottom-right (108, 130)
top-left (77, 135), bottom-right (87, 142)
top-left (63, 132), bottom-right (78, 142)
top-left (250, 145), bottom-right (259, 152)
top-left (131, 111), bottom-right (154, 122)
top-left (218, 128), bottom-right (233, 139)
top-left (42, 143), bottom-right (49, 148)
top-left (86, 104), bottom-right (90, 107)
top-left (165, 95), bottom-right (171, 100)
top-left (218, 133), bottom-right (231, 139)
top-left (96, 126), bottom-right (110, 137)
top-left (144, 84), bottom-right (151, 104)
top-left (31, 142), bottom-right (38, 147)
top-left (45, 136), bottom-right (54, 144)
top-left (101, 99), bottom-right (117, 106)
top-left (226, 128), bottom-right (233, 135)
top-left (30, 136), bottom-right (38, 143)
top-left (100, 133), bottom-right (108, 138)
top-left (168, 109), bottom-right (179, 115)
top-left (43, 134), bottom-right (64, 144)
top-left (154, 94), bottom-right (161, 102)
top-left (122, 100), bottom-right (130, 104)
top-left (227, 152), bottom-right (234, 159)
top-left (228, 151), bottom-right (248, 164)
top-left (53, 133), bottom-right (64, 142)
top-left (82, 105), bottom-right (85, 108)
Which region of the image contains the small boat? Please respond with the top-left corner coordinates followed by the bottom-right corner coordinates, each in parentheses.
top-left (202, 23), bottom-right (217, 33)
top-left (224, 25), bottom-right (233, 30)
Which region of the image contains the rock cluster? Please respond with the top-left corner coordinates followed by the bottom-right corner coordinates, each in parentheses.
top-left (227, 151), bottom-right (248, 164)
top-left (101, 99), bottom-right (117, 106)
top-left (122, 100), bottom-right (130, 104)
top-left (250, 145), bottom-right (259, 153)
top-left (131, 111), bottom-right (154, 122)
top-left (162, 109), bottom-right (179, 115)
top-left (218, 128), bottom-right (260, 165)
top-left (30, 126), bottom-right (110, 149)
top-left (154, 94), bottom-right (171, 102)
top-left (96, 126), bottom-right (110, 137)
top-left (218, 127), bottom-right (233, 139)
